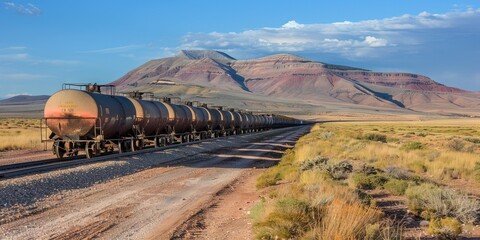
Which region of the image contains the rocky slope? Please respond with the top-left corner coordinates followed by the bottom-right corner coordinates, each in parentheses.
top-left (110, 50), bottom-right (480, 115)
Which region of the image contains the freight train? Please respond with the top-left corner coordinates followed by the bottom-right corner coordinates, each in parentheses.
top-left (42, 84), bottom-right (304, 159)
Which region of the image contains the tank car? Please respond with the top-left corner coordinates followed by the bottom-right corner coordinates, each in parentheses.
top-left (42, 83), bottom-right (304, 159)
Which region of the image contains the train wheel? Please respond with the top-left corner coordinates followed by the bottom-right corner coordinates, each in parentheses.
top-left (85, 142), bottom-right (97, 159)
top-left (123, 141), bottom-right (131, 152)
top-left (53, 141), bottom-right (66, 159)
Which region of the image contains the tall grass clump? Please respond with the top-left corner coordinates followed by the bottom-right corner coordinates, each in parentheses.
top-left (254, 197), bottom-right (321, 239)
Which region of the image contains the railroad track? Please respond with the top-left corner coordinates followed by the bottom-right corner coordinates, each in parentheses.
top-left (0, 128), bottom-right (297, 180)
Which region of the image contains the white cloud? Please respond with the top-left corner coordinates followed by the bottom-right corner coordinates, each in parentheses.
top-left (180, 8), bottom-right (480, 59)
top-left (282, 20), bottom-right (305, 29)
top-left (0, 73), bottom-right (51, 81)
top-left (4, 2), bottom-right (42, 16)
top-left (0, 46), bottom-right (27, 51)
top-left (0, 51), bottom-right (79, 66)
top-left (363, 36), bottom-right (387, 47)
top-left (80, 45), bottom-right (145, 54)
top-left (0, 53), bottom-right (29, 60)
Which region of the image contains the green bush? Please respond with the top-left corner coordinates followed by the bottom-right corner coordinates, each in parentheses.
top-left (250, 201), bottom-right (266, 223)
top-left (362, 133), bottom-right (387, 143)
top-left (465, 137), bottom-right (480, 144)
top-left (256, 171), bottom-right (282, 189)
top-left (352, 173), bottom-right (389, 190)
top-left (383, 179), bottom-right (409, 195)
top-left (400, 141), bottom-right (424, 151)
top-left (364, 223), bottom-right (381, 240)
top-left (428, 217), bottom-right (462, 239)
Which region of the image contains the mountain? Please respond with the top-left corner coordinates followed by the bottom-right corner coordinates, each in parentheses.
top-left (0, 95), bottom-right (49, 105)
top-left (110, 50), bottom-right (480, 117)
top-left (0, 95), bottom-right (48, 118)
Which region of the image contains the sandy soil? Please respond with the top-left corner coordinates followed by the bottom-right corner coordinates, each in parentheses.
top-left (171, 168), bottom-right (263, 240)
top-left (0, 126), bottom-right (308, 239)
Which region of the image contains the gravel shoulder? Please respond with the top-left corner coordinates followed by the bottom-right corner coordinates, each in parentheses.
top-left (0, 126), bottom-right (310, 239)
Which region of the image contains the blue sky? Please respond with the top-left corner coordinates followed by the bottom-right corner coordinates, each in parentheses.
top-left (1, 1), bottom-right (479, 98)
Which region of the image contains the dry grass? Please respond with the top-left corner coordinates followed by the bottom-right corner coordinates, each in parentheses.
top-left (253, 119), bottom-right (480, 239)
top-left (253, 125), bottom-right (389, 239)
top-left (315, 199), bottom-right (383, 239)
top-left (308, 120), bottom-right (480, 183)
top-left (0, 118), bottom-right (45, 151)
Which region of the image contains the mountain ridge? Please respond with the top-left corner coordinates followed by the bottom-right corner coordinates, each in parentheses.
top-left (110, 50), bottom-right (480, 116)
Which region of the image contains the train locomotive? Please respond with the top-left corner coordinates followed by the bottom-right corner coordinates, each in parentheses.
top-left (42, 84), bottom-right (303, 159)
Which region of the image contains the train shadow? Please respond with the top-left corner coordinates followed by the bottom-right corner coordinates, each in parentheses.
top-left (141, 137), bottom-right (300, 170)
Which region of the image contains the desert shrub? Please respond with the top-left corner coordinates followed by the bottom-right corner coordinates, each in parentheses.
top-left (447, 138), bottom-right (465, 151)
top-left (360, 164), bottom-right (378, 175)
top-left (352, 173), bottom-right (389, 190)
top-left (400, 141), bottom-right (424, 151)
top-left (355, 189), bottom-right (374, 206)
top-left (464, 143), bottom-right (477, 153)
top-left (364, 223), bottom-right (381, 240)
top-left (362, 133), bottom-right (387, 143)
top-left (299, 156), bottom-right (329, 171)
top-left (329, 161), bottom-right (353, 180)
top-left (256, 171), bottom-right (282, 189)
top-left (405, 183), bottom-right (439, 216)
top-left (299, 157), bottom-right (352, 180)
top-left (384, 166), bottom-right (411, 180)
top-left (383, 179), bottom-right (409, 195)
top-left (254, 198), bottom-right (321, 239)
top-left (428, 217), bottom-right (462, 239)
top-left (364, 220), bottom-right (403, 240)
top-left (465, 137), bottom-right (480, 144)
top-left (441, 168), bottom-right (461, 180)
top-left (417, 132), bottom-right (428, 137)
top-left (405, 184), bottom-right (480, 223)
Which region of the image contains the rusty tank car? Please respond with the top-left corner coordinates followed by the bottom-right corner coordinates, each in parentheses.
top-left (42, 84), bottom-right (305, 159)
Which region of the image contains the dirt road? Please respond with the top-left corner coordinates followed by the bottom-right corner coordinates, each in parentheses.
top-left (0, 125), bottom-right (310, 239)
